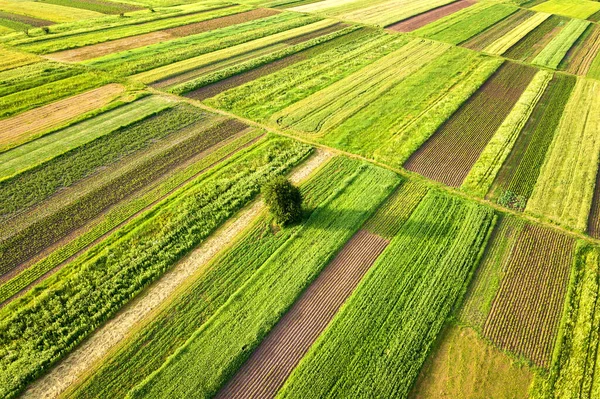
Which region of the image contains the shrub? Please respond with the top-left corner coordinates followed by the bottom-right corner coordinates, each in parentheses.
top-left (262, 176), bottom-right (302, 225)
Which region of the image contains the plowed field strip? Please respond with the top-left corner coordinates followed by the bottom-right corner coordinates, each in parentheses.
top-left (404, 62), bottom-right (536, 187)
top-left (482, 224), bottom-right (574, 367)
top-left (386, 0), bottom-right (475, 33)
top-left (0, 84), bottom-right (124, 152)
top-left (214, 229), bottom-right (388, 399)
top-left (587, 162), bottom-right (600, 238)
top-left (566, 25), bottom-right (600, 75)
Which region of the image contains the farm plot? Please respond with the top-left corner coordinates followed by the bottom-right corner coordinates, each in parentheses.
top-left (483, 12), bottom-right (551, 56)
top-left (526, 78), bottom-right (600, 232)
top-left (0, 129), bottom-right (264, 306)
top-left (483, 223), bottom-right (575, 367)
top-left (410, 325), bottom-right (533, 399)
top-left (0, 83), bottom-right (126, 152)
top-left (64, 156), bottom-right (362, 399)
top-left (503, 15), bottom-right (566, 62)
top-left (531, 0), bottom-right (600, 20)
top-left (215, 229), bottom-right (389, 399)
top-left (0, 136), bottom-right (311, 399)
top-left (85, 12), bottom-right (321, 77)
top-left (277, 190), bottom-right (495, 398)
top-left (123, 163), bottom-right (400, 399)
top-left (487, 74), bottom-right (576, 210)
top-left (0, 107), bottom-right (244, 278)
top-left (532, 18), bottom-right (590, 69)
top-left (38, 0), bottom-right (143, 15)
top-left (0, 46), bottom-right (39, 71)
top-left (205, 30), bottom-right (408, 121)
top-left (459, 215), bottom-right (525, 331)
top-left (414, 2), bottom-right (519, 45)
top-left (532, 244), bottom-right (600, 399)
top-left (132, 18), bottom-right (341, 84)
top-left (387, 0), bottom-right (476, 33)
top-left (462, 9), bottom-right (535, 51)
top-left (461, 70), bottom-right (552, 198)
top-left (168, 24), bottom-right (355, 97)
top-left (0, 10), bottom-right (54, 29)
top-left (0, 0), bottom-right (103, 22)
top-left (404, 62), bottom-right (536, 187)
top-left (44, 7), bottom-right (274, 62)
top-left (562, 24), bottom-right (600, 76)
top-left (13, 5), bottom-right (254, 54)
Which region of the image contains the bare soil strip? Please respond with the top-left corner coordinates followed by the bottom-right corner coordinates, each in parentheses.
top-left (0, 84), bottom-right (125, 151)
top-left (387, 0), bottom-right (475, 32)
top-left (20, 149), bottom-right (332, 399)
top-left (215, 229), bottom-right (389, 399)
top-left (404, 62), bottom-right (536, 187)
top-left (483, 224), bottom-right (574, 367)
top-left (46, 9), bottom-right (279, 62)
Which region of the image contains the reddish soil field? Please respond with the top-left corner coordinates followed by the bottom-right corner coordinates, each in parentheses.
top-left (214, 230), bottom-right (389, 399)
top-left (404, 62), bottom-right (536, 187)
top-left (483, 224), bottom-right (574, 367)
top-left (387, 0), bottom-right (475, 33)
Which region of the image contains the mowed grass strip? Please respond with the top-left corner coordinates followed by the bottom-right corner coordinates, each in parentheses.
top-left (338, 0), bottom-right (456, 27)
top-left (125, 162), bottom-right (400, 399)
top-left (38, 0), bottom-right (143, 15)
top-left (526, 78), bottom-right (600, 232)
top-left (503, 15), bottom-right (566, 62)
top-left (483, 223), bottom-right (575, 367)
top-left (404, 62), bottom-right (537, 187)
top-left (0, 95), bottom-right (173, 180)
top-left (0, 137), bottom-right (311, 399)
top-left (386, 0), bottom-right (476, 33)
top-left (0, 46), bottom-right (40, 72)
top-left (562, 24), bottom-right (600, 75)
top-left (277, 190), bottom-right (495, 398)
top-left (0, 130), bottom-right (264, 305)
top-left (414, 2), bottom-right (519, 45)
top-left (532, 18), bottom-right (590, 68)
top-left (0, 0), bottom-right (103, 22)
top-left (487, 74), bottom-right (576, 209)
top-left (532, 0), bottom-right (600, 19)
top-left (483, 12), bottom-right (551, 56)
top-left (462, 9), bottom-right (534, 51)
top-left (65, 155), bottom-right (362, 399)
top-left (461, 70), bottom-right (552, 198)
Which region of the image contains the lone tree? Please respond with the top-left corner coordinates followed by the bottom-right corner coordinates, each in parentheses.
top-left (262, 176), bottom-right (302, 226)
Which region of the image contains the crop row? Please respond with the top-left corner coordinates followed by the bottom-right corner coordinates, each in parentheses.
top-left (463, 9), bottom-right (534, 51)
top-left (531, 243), bottom-right (600, 398)
top-left (564, 24), bottom-right (600, 75)
top-left (414, 2), bottom-right (519, 45)
top-left (0, 115), bottom-right (247, 276)
top-left (462, 70), bottom-right (552, 197)
top-left (0, 95), bottom-right (173, 181)
top-left (206, 30), bottom-right (405, 121)
top-left (8, 3), bottom-right (245, 53)
top-left (0, 103), bottom-right (204, 223)
top-left (483, 224), bottom-right (575, 367)
top-left (277, 190), bottom-right (495, 398)
top-left (488, 74), bottom-right (575, 209)
top-left (124, 161), bottom-right (400, 399)
top-left (532, 18), bottom-right (590, 69)
top-left (484, 12), bottom-right (550, 56)
top-left (404, 62), bottom-right (536, 187)
top-left (67, 155), bottom-right (364, 399)
top-left (459, 215), bottom-right (525, 330)
top-left (0, 136), bottom-right (311, 399)
top-left (337, 0), bottom-right (455, 27)
top-left (505, 15), bottom-right (565, 61)
top-left (86, 12), bottom-right (320, 76)
top-left (527, 78), bottom-right (600, 231)
top-left (0, 129), bottom-right (264, 305)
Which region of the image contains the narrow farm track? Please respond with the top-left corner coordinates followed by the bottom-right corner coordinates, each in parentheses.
top-left (404, 62), bottom-right (536, 187)
top-left (0, 83), bottom-right (124, 150)
top-left (19, 148), bottom-right (332, 399)
top-left (386, 0), bottom-right (475, 33)
top-left (215, 229), bottom-right (388, 399)
top-left (483, 224), bottom-right (574, 367)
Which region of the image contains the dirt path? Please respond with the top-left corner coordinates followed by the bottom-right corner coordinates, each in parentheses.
top-left (214, 229), bottom-right (388, 399)
top-left (20, 149), bottom-right (331, 399)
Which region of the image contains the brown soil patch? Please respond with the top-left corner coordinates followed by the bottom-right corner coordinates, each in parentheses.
top-left (19, 149), bottom-right (331, 399)
top-left (45, 9), bottom-right (279, 62)
top-left (165, 8), bottom-right (279, 37)
top-left (215, 229), bottom-right (388, 399)
top-left (387, 0), bottom-right (475, 32)
top-left (0, 10), bottom-right (54, 26)
top-left (0, 83), bottom-right (124, 151)
top-left (404, 62), bottom-right (537, 187)
top-left (410, 324), bottom-right (533, 399)
top-left (483, 224), bottom-right (574, 367)
top-left (567, 25), bottom-right (600, 75)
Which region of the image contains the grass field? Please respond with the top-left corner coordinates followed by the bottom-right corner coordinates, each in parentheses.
top-left (531, 0), bottom-right (600, 19)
